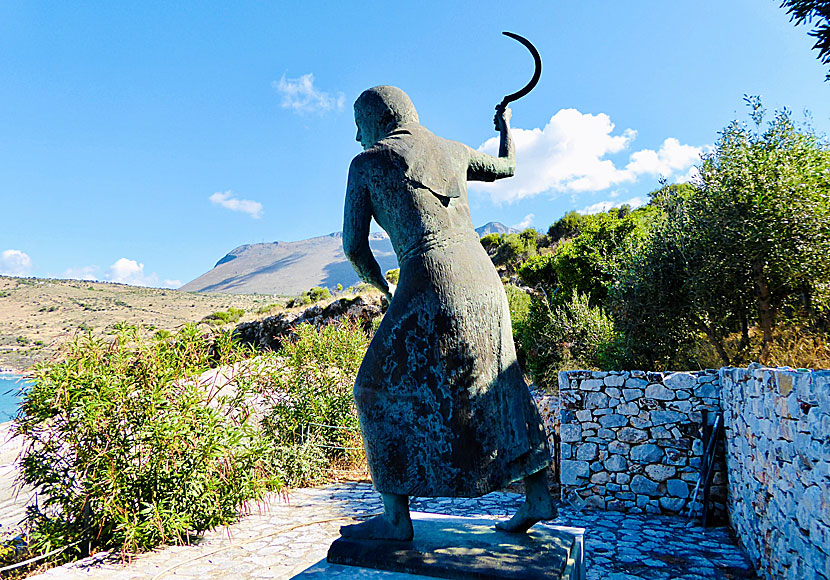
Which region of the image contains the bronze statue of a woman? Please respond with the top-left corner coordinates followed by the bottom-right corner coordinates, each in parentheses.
top-left (342, 85), bottom-right (555, 541)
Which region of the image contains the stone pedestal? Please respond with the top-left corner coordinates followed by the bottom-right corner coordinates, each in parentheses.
top-left (323, 512), bottom-right (585, 580)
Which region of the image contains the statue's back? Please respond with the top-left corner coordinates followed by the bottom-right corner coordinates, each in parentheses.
top-left (350, 123), bottom-right (551, 498)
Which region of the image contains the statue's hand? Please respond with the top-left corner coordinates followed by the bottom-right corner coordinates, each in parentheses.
top-left (494, 104), bottom-right (512, 132)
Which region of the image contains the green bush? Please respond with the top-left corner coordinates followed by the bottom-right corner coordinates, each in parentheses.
top-left (308, 286), bottom-right (331, 302)
top-left (480, 233), bottom-right (502, 252)
top-left (493, 233), bottom-right (536, 269)
top-left (261, 321), bottom-right (368, 485)
top-left (514, 291), bottom-right (619, 391)
top-left (15, 325), bottom-right (279, 560)
top-left (287, 287), bottom-right (332, 308)
top-left (202, 307), bottom-right (245, 325)
top-left (503, 284), bottom-right (531, 327)
top-left (548, 211), bottom-right (585, 242)
top-left (385, 269), bottom-right (400, 285)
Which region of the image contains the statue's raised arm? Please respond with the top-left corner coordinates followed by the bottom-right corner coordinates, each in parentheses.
top-left (466, 104), bottom-right (515, 182)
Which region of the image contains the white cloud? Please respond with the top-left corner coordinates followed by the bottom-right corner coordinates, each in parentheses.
top-left (163, 279), bottom-right (182, 289)
top-left (578, 196), bottom-right (647, 215)
top-left (624, 138), bottom-right (701, 177)
top-left (274, 73), bottom-right (345, 115)
top-left (209, 191), bottom-right (263, 219)
top-left (471, 109), bottom-right (704, 204)
top-left (0, 249), bottom-right (32, 276)
top-left (107, 258), bottom-right (160, 287)
top-left (62, 266), bottom-right (99, 281)
top-left (512, 214), bottom-right (535, 229)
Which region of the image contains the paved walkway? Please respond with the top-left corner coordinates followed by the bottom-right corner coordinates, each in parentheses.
top-left (0, 422), bottom-right (35, 536)
top-left (13, 482), bottom-right (756, 580)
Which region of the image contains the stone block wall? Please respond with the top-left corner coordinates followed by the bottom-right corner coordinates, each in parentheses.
top-left (532, 391), bottom-right (560, 494)
top-left (556, 370), bottom-right (724, 515)
top-left (720, 366), bottom-right (830, 579)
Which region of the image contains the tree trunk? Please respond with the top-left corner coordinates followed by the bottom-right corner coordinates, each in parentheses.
top-left (753, 262), bottom-right (775, 364)
top-left (732, 310), bottom-right (751, 365)
top-left (691, 314), bottom-right (731, 366)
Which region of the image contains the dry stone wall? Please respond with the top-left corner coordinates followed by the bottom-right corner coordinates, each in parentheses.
top-left (556, 370), bottom-right (724, 516)
top-left (720, 366), bottom-right (830, 579)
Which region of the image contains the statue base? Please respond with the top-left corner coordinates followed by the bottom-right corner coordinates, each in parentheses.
top-left (324, 512), bottom-right (585, 580)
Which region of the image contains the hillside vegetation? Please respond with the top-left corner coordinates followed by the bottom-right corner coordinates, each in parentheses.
top-left (0, 277), bottom-right (281, 371)
top-left (495, 102), bottom-right (830, 389)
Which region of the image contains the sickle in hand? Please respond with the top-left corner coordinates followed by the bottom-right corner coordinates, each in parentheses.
top-left (499, 31), bottom-right (542, 109)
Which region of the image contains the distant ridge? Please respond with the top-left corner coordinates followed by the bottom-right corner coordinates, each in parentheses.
top-left (476, 221), bottom-right (520, 236)
top-left (180, 223), bottom-right (517, 295)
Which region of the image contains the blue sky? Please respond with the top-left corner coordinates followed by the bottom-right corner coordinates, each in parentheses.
top-left (1, 1), bottom-right (828, 288)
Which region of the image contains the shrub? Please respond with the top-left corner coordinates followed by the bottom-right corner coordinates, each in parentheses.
top-left (202, 307), bottom-right (245, 325)
top-left (255, 303), bottom-right (283, 315)
top-left (15, 325), bottom-right (279, 560)
top-left (385, 269), bottom-right (400, 285)
top-left (287, 287), bottom-right (331, 308)
top-left (514, 291), bottom-right (619, 391)
top-left (307, 286), bottom-right (331, 302)
top-left (480, 233), bottom-right (502, 253)
top-left (260, 321), bottom-right (368, 485)
top-left (503, 284), bottom-right (531, 327)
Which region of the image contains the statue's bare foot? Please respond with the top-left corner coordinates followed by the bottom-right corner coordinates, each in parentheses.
top-left (495, 498), bottom-right (558, 533)
top-left (340, 514), bottom-right (413, 541)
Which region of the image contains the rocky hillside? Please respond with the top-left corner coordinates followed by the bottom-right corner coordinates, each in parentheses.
top-left (0, 276), bottom-right (277, 372)
top-left (181, 222), bottom-right (516, 296)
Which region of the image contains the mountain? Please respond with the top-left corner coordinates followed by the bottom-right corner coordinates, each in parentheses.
top-left (475, 221), bottom-right (520, 236)
top-left (180, 223), bottom-right (515, 296)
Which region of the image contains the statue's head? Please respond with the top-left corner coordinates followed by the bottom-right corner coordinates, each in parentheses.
top-left (354, 86), bottom-right (419, 150)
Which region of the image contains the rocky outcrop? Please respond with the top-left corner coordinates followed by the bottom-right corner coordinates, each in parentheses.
top-left (233, 294), bottom-right (384, 351)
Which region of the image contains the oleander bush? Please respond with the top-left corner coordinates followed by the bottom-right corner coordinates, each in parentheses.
top-left (15, 324), bottom-right (280, 561)
top-left (260, 320), bottom-right (368, 486)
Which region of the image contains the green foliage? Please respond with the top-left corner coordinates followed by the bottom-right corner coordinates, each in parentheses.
top-left (385, 268), bottom-right (400, 285)
top-left (260, 321), bottom-right (369, 486)
top-left (503, 284), bottom-right (531, 327)
top-left (780, 0), bottom-right (830, 80)
top-left (202, 307), bottom-right (245, 325)
top-left (492, 231), bottom-right (538, 269)
top-left (287, 286), bottom-right (332, 308)
top-left (519, 207), bottom-right (661, 307)
top-left (255, 303), bottom-right (282, 315)
top-left (480, 233), bottom-right (502, 252)
top-left (547, 211), bottom-right (585, 242)
top-left (15, 336), bottom-right (29, 345)
top-left (615, 102), bottom-right (830, 366)
top-left (308, 286), bottom-right (331, 302)
top-left (15, 325), bottom-right (279, 560)
top-left (516, 254), bottom-right (557, 289)
top-left (514, 291), bottom-right (619, 391)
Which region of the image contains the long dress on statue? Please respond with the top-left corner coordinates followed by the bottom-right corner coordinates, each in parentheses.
top-left (343, 123), bottom-right (550, 498)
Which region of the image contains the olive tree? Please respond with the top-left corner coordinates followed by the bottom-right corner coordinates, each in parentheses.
top-left (616, 101), bottom-right (830, 365)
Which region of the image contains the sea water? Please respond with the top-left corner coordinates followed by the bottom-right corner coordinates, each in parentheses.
top-left (0, 374), bottom-right (29, 422)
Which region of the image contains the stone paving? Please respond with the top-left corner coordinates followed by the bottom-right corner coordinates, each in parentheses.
top-left (0, 422), bottom-right (35, 536)
top-left (13, 482), bottom-right (757, 580)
